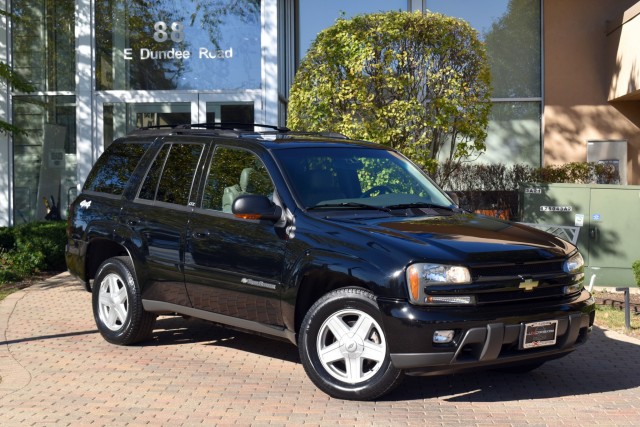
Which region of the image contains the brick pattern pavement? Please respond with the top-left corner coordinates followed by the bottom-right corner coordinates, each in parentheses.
top-left (1, 273), bottom-right (640, 426)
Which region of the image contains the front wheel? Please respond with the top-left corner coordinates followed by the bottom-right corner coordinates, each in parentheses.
top-left (298, 288), bottom-right (403, 400)
top-left (92, 256), bottom-right (156, 345)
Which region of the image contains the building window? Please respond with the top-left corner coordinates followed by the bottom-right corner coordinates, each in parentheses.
top-left (427, 0), bottom-right (542, 166)
top-left (296, 0), bottom-right (407, 61)
top-left (11, 0), bottom-right (75, 92)
top-left (12, 96), bottom-right (77, 223)
top-left (10, 0), bottom-right (76, 223)
top-left (95, 0), bottom-right (262, 90)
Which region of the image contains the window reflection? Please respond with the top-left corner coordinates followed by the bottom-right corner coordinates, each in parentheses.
top-left (11, 0), bottom-right (75, 92)
top-left (297, 0), bottom-right (406, 60)
top-left (428, 0), bottom-right (541, 99)
top-left (85, 141), bottom-right (150, 195)
top-left (156, 144), bottom-right (205, 205)
top-left (428, 0), bottom-right (542, 166)
top-left (483, 102), bottom-right (541, 166)
top-left (203, 147), bottom-right (274, 212)
top-left (138, 143), bottom-right (205, 205)
top-left (12, 96), bottom-right (77, 223)
top-left (96, 0), bottom-right (261, 90)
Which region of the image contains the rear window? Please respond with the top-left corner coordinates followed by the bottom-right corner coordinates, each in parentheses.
top-left (83, 141), bottom-right (151, 195)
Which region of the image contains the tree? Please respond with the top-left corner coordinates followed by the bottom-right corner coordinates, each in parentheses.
top-left (0, 10), bottom-right (36, 135)
top-left (287, 11), bottom-right (492, 178)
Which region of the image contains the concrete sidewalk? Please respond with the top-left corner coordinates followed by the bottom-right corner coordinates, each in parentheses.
top-left (2, 273), bottom-right (640, 426)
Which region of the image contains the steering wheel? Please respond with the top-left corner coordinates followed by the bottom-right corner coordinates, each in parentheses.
top-left (361, 185), bottom-right (393, 198)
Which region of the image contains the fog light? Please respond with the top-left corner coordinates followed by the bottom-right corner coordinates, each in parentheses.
top-left (433, 330), bottom-right (455, 344)
top-left (425, 295), bottom-right (475, 305)
top-left (564, 283), bottom-right (583, 294)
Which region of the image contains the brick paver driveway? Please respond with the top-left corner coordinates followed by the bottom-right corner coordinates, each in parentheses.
top-left (1, 273), bottom-right (639, 426)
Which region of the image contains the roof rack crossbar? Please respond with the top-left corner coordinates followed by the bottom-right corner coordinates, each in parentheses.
top-left (175, 122), bottom-right (290, 132)
top-left (136, 122), bottom-right (290, 132)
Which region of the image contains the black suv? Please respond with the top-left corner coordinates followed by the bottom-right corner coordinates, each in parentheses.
top-left (66, 124), bottom-right (595, 400)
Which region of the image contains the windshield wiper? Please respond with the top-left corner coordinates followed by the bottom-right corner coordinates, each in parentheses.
top-left (307, 202), bottom-right (391, 213)
top-left (384, 202), bottom-right (456, 211)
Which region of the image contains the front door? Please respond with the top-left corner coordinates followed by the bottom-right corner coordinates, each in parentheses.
top-left (184, 145), bottom-right (287, 326)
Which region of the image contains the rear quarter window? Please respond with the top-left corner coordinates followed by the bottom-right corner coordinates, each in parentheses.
top-left (83, 141), bottom-right (151, 195)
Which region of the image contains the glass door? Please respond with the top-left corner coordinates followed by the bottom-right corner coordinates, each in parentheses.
top-left (196, 93), bottom-right (260, 126)
top-left (96, 92), bottom-right (261, 160)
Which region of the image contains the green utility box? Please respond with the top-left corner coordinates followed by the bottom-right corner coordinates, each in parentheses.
top-left (521, 183), bottom-right (640, 288)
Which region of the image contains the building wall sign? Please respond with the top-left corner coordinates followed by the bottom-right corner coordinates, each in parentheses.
top-left (122, 21), bottom-right (234, 61)
top-left (96, 0), bottom-right (261, 91)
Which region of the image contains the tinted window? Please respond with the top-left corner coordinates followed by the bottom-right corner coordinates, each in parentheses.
top-left (202, 147), bottom-right (274, 212)
top-left (138, 143), bottom-right (204, 205)
top-left (84, 141), bottom-right (150, 194)
top-left (157, 144), bottom-right (205, 205)
top-left (138, 144), bottom-right (170, 201)
top-left (274, 147), bottom-right (451, 208)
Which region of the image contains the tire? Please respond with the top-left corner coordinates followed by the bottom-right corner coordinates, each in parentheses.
top-left (92, 256), bottom-right (156, 345)
top-left (298, 288), bottom-right (404, 400)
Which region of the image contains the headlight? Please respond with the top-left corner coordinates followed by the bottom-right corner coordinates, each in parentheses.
top-left (563, 252), bottom-right (584, 274)
top-left (406, 263), bottom-right (472, 305)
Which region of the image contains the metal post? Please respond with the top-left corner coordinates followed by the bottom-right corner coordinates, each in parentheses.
top-left (617, 287), bottom-right (631, 331)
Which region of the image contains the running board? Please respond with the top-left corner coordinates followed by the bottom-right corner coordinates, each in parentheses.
top-left (142, 299), bottom-right (297, 345)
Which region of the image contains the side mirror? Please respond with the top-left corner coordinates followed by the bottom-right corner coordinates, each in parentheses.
top-left (446, 191), bottom-right (460, 206)
top-left (232, 195), bottom-right (282, 221)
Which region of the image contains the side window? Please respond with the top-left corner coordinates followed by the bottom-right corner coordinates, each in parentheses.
top-left (138, 143), bottom-right (204, 205)
top-left (84, 141), bottom-right (151, 195)
top-left (202, 146), bottom-right (274, 212)
top-left (138, 145), bottom-right (170, 200)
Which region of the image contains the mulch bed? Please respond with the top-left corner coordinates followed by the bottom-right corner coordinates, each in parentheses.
top-left (594, 290), bottom-right (640, 315)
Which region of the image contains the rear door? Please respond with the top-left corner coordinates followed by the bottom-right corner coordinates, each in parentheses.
top-left (122, 139), bottom-right (207, 306)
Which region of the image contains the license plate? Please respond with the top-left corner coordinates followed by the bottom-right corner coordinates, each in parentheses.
top-left (521, 320), bottom-right (558, 349)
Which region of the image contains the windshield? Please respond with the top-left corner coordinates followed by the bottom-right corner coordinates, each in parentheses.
top-left (273, 146), bottom-right (452, 210)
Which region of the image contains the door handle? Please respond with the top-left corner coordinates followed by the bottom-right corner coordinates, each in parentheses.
top-left (589, 226), bottom-right (598, 241)
top-left (124, 217), bottom-right (141, 226)
top-left (192, 229), bottom-right (211, 239)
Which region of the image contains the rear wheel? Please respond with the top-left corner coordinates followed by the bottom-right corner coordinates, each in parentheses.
top-left (92, 256), bottom-right (156, 345)
top-left (298, 288), bottom-right (403, 400)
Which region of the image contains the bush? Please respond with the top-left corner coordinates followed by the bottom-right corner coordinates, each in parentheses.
top-left (436, 161), bottom-right (619, 221)
top-left (633, 260), bottom-right (640, 287)
top-left (0, 221), bottom-right (67, 284)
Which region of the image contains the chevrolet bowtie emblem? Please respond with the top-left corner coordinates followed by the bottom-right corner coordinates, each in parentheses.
top-left (519, 279), bottom-right (539, 291)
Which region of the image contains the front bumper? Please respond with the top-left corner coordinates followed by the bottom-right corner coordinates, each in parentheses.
top-left (377, 290), bottom-right (595, 373)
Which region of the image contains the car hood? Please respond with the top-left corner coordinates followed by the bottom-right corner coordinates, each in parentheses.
top-left (328, 212), bottom-right (573, 264)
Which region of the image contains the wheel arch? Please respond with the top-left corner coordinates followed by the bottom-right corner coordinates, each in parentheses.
top-left (85, 238), bottom-right (132, 285)
top-left (289, 249), bottom-right (392, 335)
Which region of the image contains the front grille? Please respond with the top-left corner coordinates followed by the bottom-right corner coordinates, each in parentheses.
top-left (465, 259), bottom-right (575, 305)
top-left (470, 260), bottom-right (564, 278)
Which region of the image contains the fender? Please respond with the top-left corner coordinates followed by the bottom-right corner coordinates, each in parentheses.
top-left (111, 221), bottom-right (152, 291)
top-left (280, 247), bottom-right (406, 334)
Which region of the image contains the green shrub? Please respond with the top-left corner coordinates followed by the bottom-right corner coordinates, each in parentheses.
top-left (633, 260), bottom-right (640, 287)
top-left (0, 221), bottom-right (67, 284)
top-left (435, 161), bottom-right (620, 221)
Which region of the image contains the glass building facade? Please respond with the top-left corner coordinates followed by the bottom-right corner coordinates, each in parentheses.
top-left (1, 0), bottom-right (542, 225)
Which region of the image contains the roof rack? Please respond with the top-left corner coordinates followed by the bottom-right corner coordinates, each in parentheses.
top-left (288, 131), bottom-right (349, 139)
top-left (137, 122), bottom-right (290, 132)
top-left (132, 123), bottom-right (350, 141)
